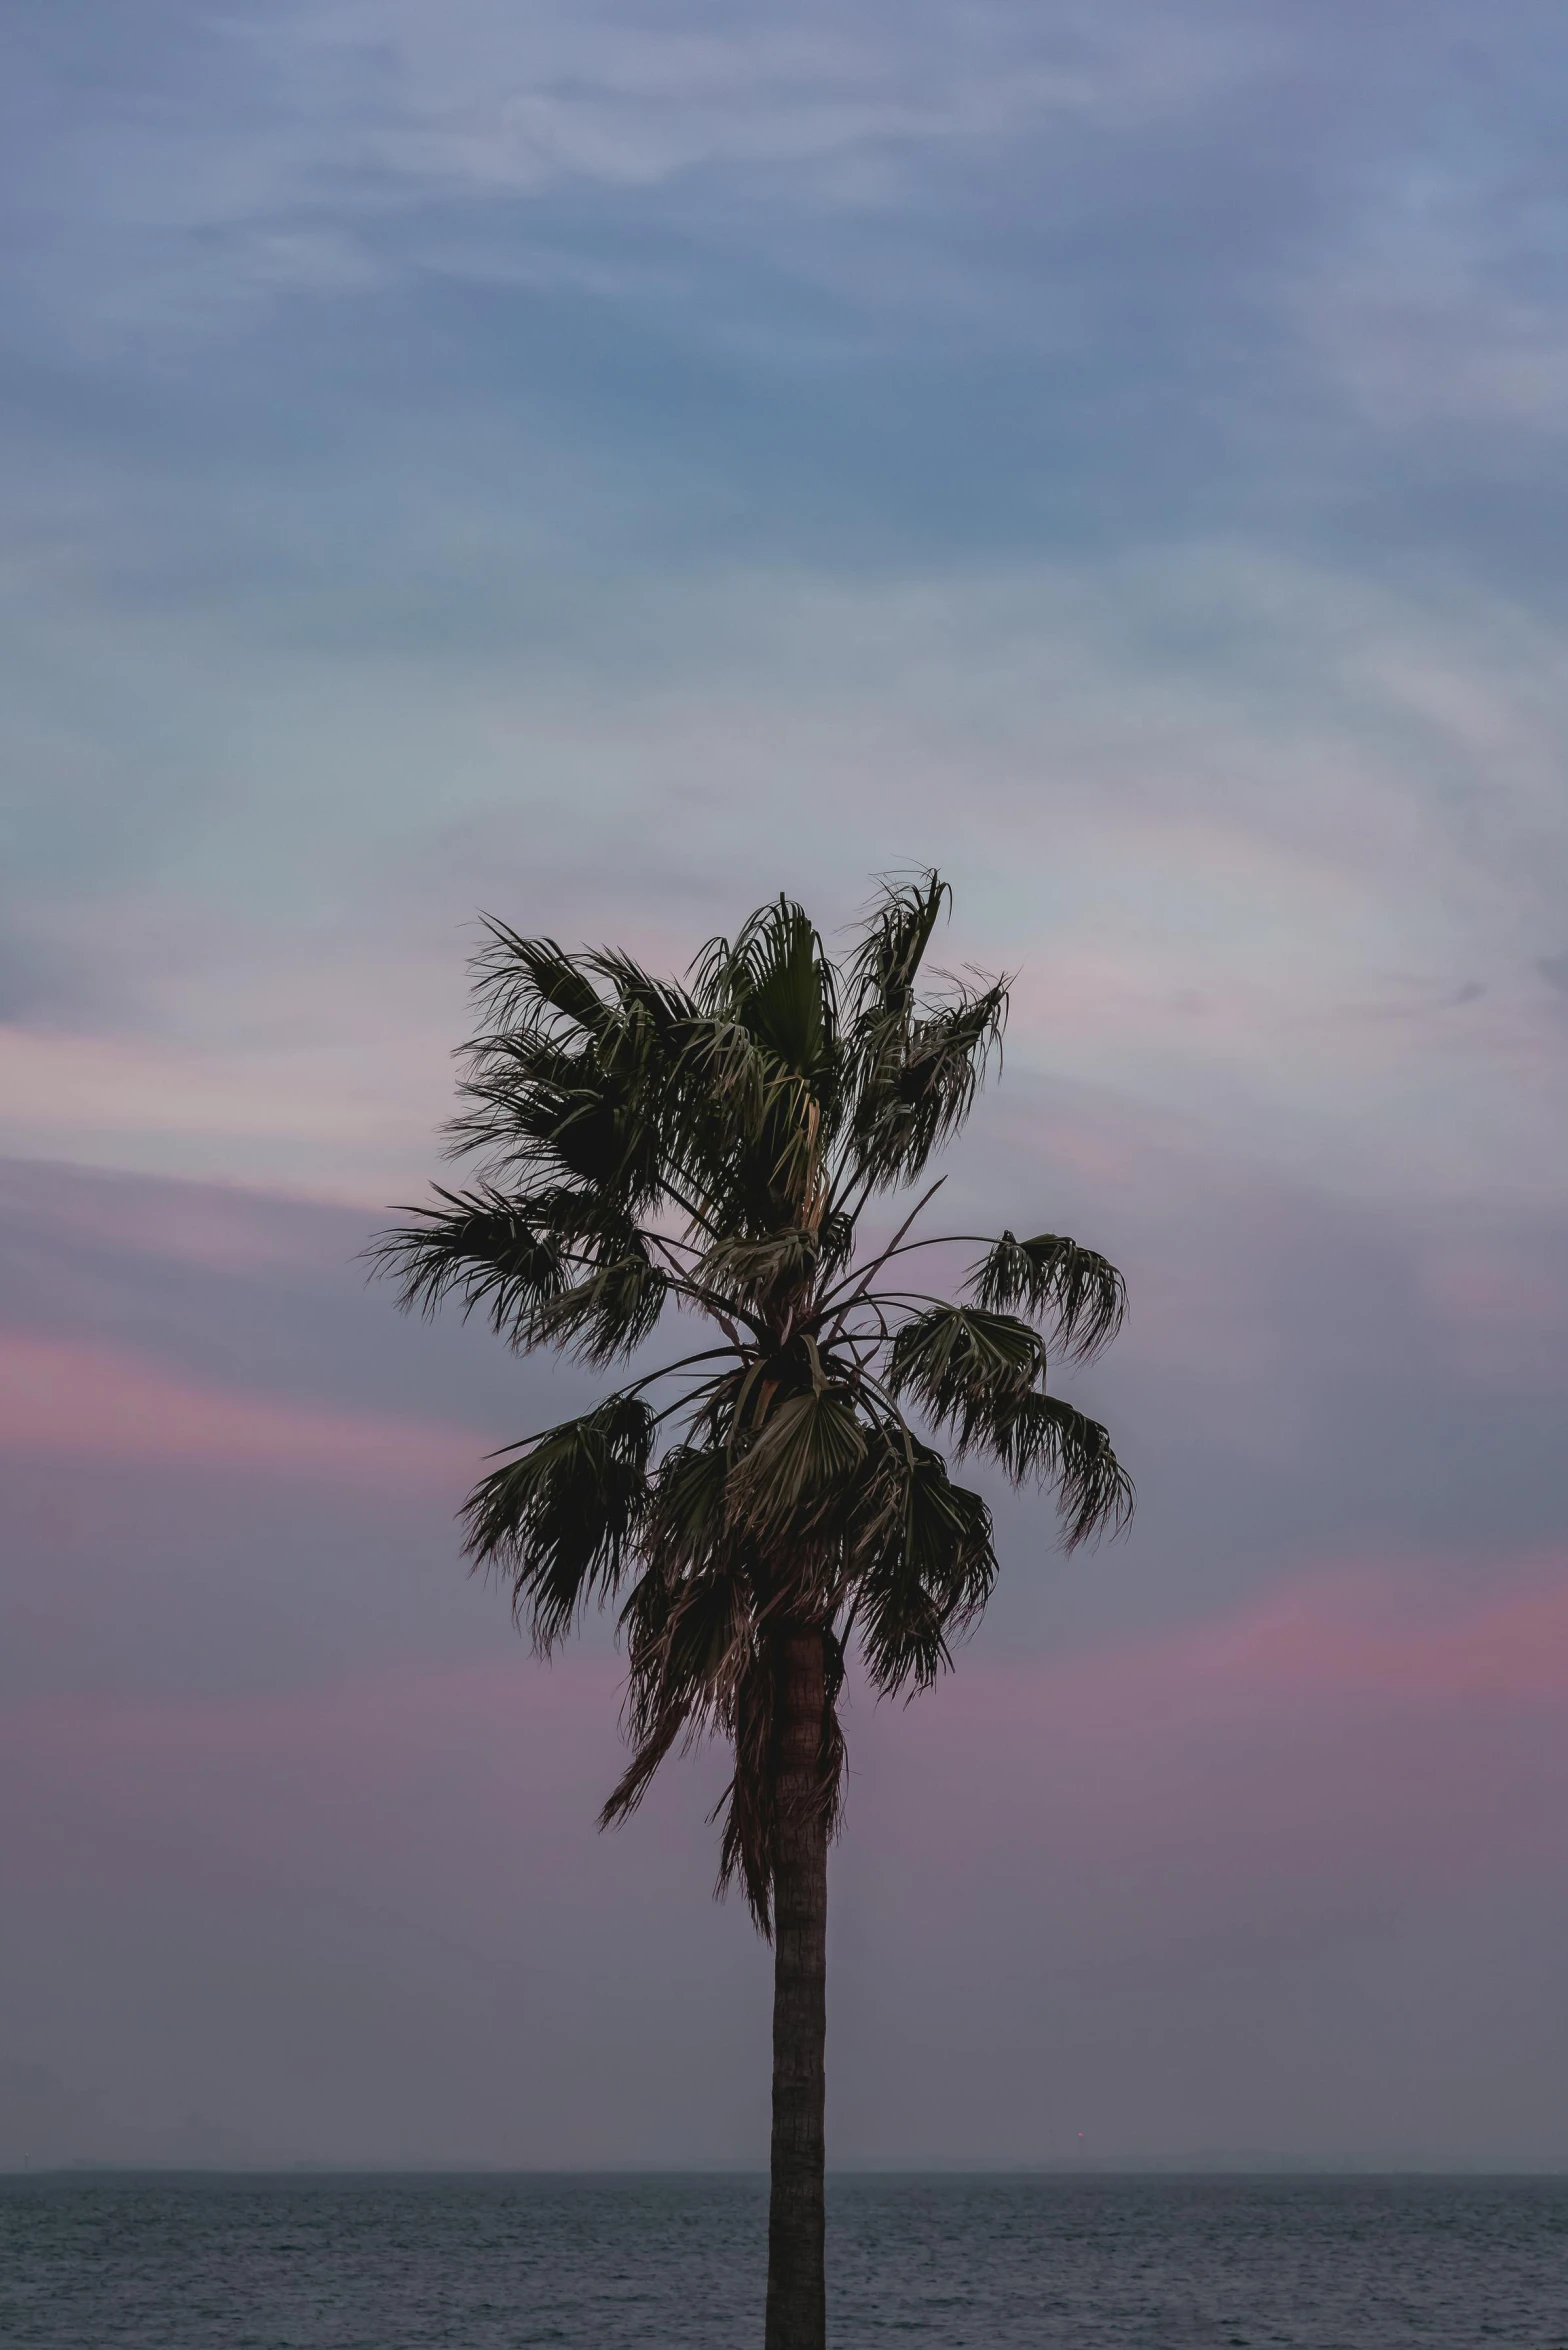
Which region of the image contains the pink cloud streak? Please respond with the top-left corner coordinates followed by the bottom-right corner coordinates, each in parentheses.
top-left (7, 1557), bottom-right (1565, 1899)
top-left (0, 1331), bottom-right (483, 1486)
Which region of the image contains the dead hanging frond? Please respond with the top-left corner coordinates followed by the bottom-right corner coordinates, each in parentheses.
top-left (713, 1633), bottom-right (847, 1936)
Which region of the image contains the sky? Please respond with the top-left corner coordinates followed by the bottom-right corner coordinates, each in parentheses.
top-left (3, 0), bottom-right (1568, 2169)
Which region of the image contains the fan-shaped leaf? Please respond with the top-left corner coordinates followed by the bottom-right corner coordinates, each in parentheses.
top-left (992, 1392), bottom-right (1134, 1546)
top-left (531, 1246), bottom-right (667, 1364)
top-left (461, 1395), bottom-right (654, 1649)
top-left (728, 1387), bottom-right (867, 1533)
top-left (886, 1304), bottom-right (1047, 1452)
top-left (850, 1434), bottom-right (997, 1694)
top-left (366, 1184), bottom-right (568, 1341)
top-left (968, 1231), bottom-right (1126, 1360)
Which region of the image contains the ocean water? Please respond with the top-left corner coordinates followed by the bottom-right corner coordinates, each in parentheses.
top-left (3, 2172), bottom-right (1565, 2349)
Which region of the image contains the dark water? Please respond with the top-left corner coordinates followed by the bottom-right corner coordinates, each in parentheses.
top-left (3, 2172), bottom-right (1566, 2349)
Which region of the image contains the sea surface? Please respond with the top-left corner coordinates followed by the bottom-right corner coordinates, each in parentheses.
top-left (3, 2172), bottom-right (1565, 2349)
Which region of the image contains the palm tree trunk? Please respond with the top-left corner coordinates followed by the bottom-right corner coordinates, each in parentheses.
top-left (765, 1624), bottom-right (828, 2350)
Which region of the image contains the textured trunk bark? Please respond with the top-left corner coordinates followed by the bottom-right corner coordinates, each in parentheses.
top-left (764, 1625), bottom-right (828, 2350)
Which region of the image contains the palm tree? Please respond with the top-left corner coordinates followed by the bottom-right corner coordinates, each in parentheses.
top-left (373, 873), bottom-right (1131, 2349)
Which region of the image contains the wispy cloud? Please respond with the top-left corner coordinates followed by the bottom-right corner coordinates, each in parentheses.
top-left (0, 1332), bottom-right (480, 1480)
top-left (7, 1551), bottom-right (1567, 2164)
top-left (5, 546), bottom-right (1566, 1202)
top-left (6, 0), bottom-right (1568, 2167)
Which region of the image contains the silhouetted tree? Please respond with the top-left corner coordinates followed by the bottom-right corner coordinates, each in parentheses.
top-left (374, 874), bottom-right (1131, 2349)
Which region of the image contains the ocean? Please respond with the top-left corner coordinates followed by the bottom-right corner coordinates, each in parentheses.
top-left (3, 2171), bottom-right (1565, 2348)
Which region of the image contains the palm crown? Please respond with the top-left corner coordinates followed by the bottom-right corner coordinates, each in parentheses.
top-left (374, 873), bottom-right (1131, 1929)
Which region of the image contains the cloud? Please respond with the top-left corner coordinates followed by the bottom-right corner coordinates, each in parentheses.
top-left (0, 922), bottom-right (86, 1028)
top-left (6, 9), bottom-right (1568, 1223)
top-left (5, 0), bottom-right (1568, 2170)
top-left (7, 544), bottom-right (1568, 1204)
top-left (0, 1332), bottom-right (479, 1482)
top-left (829, 1556), bottom-right (1568, 2163)
top-left (6, 0), bottom-right (1280, 242)
top-left (5, 1149), bottom-right (1566, 1696)
top-left (0, 1154), bottom-right (562, 1431)
top-left (5, 1554), bottom-right (1567, 2164)
top-left (9, 0), bottom-right (1565, 509)
top-left (1, 1124), bottom-right (1565, 2162)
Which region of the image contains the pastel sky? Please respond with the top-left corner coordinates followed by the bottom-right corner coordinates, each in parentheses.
top-left (4, 0), bottom-right (1568, 2167)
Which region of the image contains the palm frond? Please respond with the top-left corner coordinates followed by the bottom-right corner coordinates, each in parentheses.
top-left (580, 948), bottom-right (700, 1039)
top-left (604, 1552), bottom-right (750, 1828)
top-left (529, 1243), bottom-right (668, 1364)
top-left (695, 1226), bottom-right (820, 1319)
top-left (713, 1633), bottom-right (845, 1934)
top-left (727, 1386), bottom-right (868, 1537)
top-left (968, 1231), bottom-right (1127, 1360)
top-left (449, 1042), bottom-right (668, 1207)
top-left (450, 933), bottom-right (700, 1217)
top-left (367, 1184), bottom-right (568, 1341)
top-left (371, 1185), bottom-right (668, 1363)
top-left (850, 977), bottom-right (1008, 1189)
top-left (713, 1646), bottom-right (780, 1930)
top-left (638, 1440), bottom-right (733, 1582)
top-left (991, 1392), bottom-right (1134, 1546)
top-left (461, 1395), bottom-right (655, 1649)
top-left (469, 923), bottom-right (617, 1038)
top-left (676, 1022), bottom-right (827, 1221)
top-left (845, 871), bottom-right (949, 1025)
top-left (691, 896), bottom-right (838, 1075)
top-left (850, 1434), bottom-right (997, 1694)
top-left (885, 1303), bottom-right (1047, 1453)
